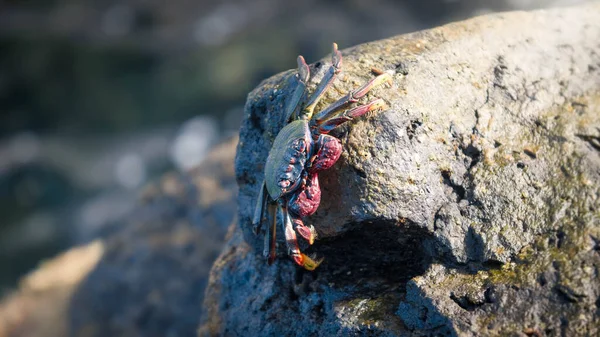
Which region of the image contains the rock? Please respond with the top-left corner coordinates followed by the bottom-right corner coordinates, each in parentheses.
top-left (0, 137), bottom-right (238, 337)
top-left (202, 4), bottom-right (600, 337)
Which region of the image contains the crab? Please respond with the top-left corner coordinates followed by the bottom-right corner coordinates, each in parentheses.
top-left (252, 43), bottom-right (391, 270)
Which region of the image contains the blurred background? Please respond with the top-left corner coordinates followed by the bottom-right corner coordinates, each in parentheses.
top-left (0, 0), bottom-right (589, 293)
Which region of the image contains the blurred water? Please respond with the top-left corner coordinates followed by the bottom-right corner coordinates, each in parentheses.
top-left (170, 116), bottom-right (219, 171)
top-left (0, 0), bottom-right (589, 292)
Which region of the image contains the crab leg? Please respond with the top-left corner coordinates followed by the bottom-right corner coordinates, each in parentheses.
top-left (283, 56), bottom-right (311, 124)
top-left (313, 72), bottom-right (392, 124)
top-left (264, 202), bottom-right (278, 264)
top-left (317, 98), bottom-right (387, 134)
top-left (282, 204), bottom-right (323, 270)
top-left (298, 43), bottom-right (343, 121)
top-left (252, 180), bottom-right (268, 234)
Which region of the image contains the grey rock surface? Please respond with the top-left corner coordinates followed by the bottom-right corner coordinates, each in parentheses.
top-left (202, 4), bottom-right (600, 336)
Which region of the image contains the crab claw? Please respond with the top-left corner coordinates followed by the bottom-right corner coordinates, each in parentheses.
top-left (295, 221), bottom-right (317, 245)
top-left (283, 205), bottom-right (323, 270)
top-left (292, 253), bottom-right (324, 271)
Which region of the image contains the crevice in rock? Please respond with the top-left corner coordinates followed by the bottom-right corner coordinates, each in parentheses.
top-left (407, 119), bottom-right (423, 140)
top-left (570, 100), bottom-right (587, 113)
top-left (311, 219), bottom-right (433, 293)
top-left (471, 87), bottom-right (490, 136)
top-left (353, 166), bottom-right (367, 179)
top-left (433, 206), bottom-right (443, 232)
top-left (481, 259), bottom-right (504, 270)
top-left (440, 169), bottom-right (466, 202)
top-left (462, 143), bottom-right (482, 170)
top-left (576, 132), bottom-right (600, 152)
top-left (465, 226), bottom-right (485, 264)
top-left (447, 258), bottom-right (505, 276)
top-left (523, 148), bottom-right (537, 159)
top-left (483, 287), bottom-right (497, 304)
top-left (538, 273), bottom-right (548, 287)
top-left (554, 284), bottom-right (585, 303)
top-left (260, 297), bottom-right (273, 312)
top-left (249, 107), bottom-right (264, 134)
top-left (236, 171), bottom-right (256, 186)
top-left (288, 285), bottom-right (300, 302)
top-left (547, 230), bottom-right (566, 249)
top-left (493, 56), bottom-right (508, 90)
top-left (449, 292), bottom-right (484, 311)
top-left (590, 235), bottom-right (600, 255)
top-left (560, 317), bottom-right (569, 336)
top-left (312, 300), bottom-right (325, 325)
top-left (395, 62), bottom-right (409, 76)
top-left (556, 230), bottom-right (566, 249)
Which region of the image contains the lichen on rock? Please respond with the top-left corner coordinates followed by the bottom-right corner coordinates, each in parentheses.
top-left (202, 3), bottom-right (600, 336)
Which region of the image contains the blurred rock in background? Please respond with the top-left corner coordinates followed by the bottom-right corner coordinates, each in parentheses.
top-left (0, 0), bottom-right (590, 292)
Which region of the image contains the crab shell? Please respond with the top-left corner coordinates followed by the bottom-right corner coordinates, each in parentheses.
top-left (264, 119), bottom-right (312, 200)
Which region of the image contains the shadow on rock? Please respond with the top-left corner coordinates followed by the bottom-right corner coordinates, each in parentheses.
top-left (397, 281), bottom-right (458, 336)
top-left (310, 219), bottom-right (433, 293)
top-left (279, 219), bottom-right (461, 336)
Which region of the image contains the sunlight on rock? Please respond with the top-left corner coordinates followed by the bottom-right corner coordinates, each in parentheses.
top-left (23, 240), bottom-right (104, 291)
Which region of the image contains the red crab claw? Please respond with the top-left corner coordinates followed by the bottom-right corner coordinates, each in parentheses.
top-left (283, 205), bottom-right (323, 270)
top-left (292, 253), bottom-right (323, 271)
top-left (293, 218), bottom-right (317, 245)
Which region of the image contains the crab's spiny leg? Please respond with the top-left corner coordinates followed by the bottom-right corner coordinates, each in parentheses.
top-left (313, 72), bottom-right (392, 124)
top-left (298, 43), bottom-right (342, 121)
top-left (252, 180), bottom-right (268, 234)
top-left (282, 204), bottom-right (323, 270)
top-left (317, 98), bottom-right (387, 134)
top-left (283, 56), bottom-right (310, 124)
top-left (264, 202), bottom-right (278, 264)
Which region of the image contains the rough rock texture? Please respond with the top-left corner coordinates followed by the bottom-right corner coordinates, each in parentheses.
top-left (0, 137), bottom-right (237, 337)
top-left (202, 4), bottom-right (600, 337)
